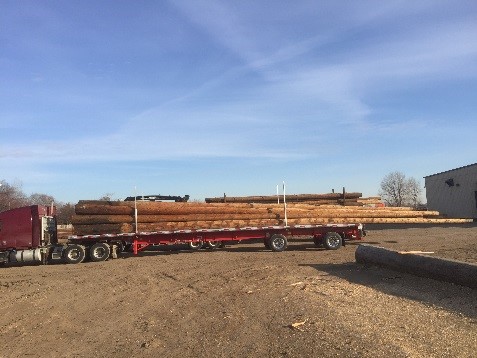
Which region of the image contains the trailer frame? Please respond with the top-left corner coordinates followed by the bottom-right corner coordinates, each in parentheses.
top-left (69, 223), bottom-right (364, 256)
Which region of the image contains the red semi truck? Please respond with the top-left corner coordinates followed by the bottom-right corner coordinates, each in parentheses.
top-left (0, 205), bottom-right (365, 266)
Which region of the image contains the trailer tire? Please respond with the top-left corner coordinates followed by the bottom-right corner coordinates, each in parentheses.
top-left (206, 241), bottom-right (222, 249)
top-left (188, 241), bottom-right (203, 250)
top-left (323, 232), bottom-right (342, 250)
top-left (89, 242), bottom-right (111, 262)
top-left (64, 245), bottom-right (86, 264)
top-left (268, 234), bottom-right (288, 252)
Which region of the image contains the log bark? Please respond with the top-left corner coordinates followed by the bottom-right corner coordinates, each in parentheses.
top-left (205, 192), bottom-right (363, 203)
top-left (72, 223), bottom-right (131, 235)
top-left (76, 201), bottom-right (275, 215)
top-left (72, 199), bottom-right (471, 234)
top-left (355, 244), bottom-right (477, 288)
top-left (71, 212), bottom-right (280, 224)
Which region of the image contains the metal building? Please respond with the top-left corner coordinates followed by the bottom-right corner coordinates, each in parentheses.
top-left (424, 163), bottom-right (477, 219)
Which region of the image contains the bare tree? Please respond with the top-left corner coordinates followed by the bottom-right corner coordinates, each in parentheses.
top-left (379, 172), bottom-right (423, 207)
top-left (29, 193), bottom-right (56, 206)
top-left (98, 193), bottom-right (114, 201)
top-left (0, 179), bottom-right (28, 212)
top-left (56, 202), bottom-right (76, 225)
top-left (406, 177), bottom-right (422, 208)
top-left (0, 179), bottom-right (76, 223)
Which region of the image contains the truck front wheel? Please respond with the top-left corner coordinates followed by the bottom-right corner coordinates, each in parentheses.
top-left (64, 245), bottom-right (86, 264)
top-left (89, 242), bottom-right (111, 262)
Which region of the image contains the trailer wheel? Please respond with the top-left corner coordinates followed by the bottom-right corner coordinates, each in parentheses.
top-left (89, 242), bottom-right (111, 262)
top-left (323, 232), bottom-right (342, 250)
top-left (268, 234), bottom-right (288, 252)
top-left (206, 241), bottom-right (222, 249)
top-left (64, 245), bottom-right (86, 264)
top-left (188, 241), bottom-right (203, 250)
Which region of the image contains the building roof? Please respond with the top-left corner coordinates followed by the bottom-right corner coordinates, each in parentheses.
top-left (424, 163), bottom-right (477, 178)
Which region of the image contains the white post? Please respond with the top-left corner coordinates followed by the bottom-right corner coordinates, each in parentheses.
top-left (134, 186), bottom-right (138, 233)
top-left (276, 184), bottom-right (280, 204)
top-left (283, 181), bottom-right (288, 226)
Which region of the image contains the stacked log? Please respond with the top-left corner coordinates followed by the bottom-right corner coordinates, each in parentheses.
top-left (358, 197), bottom-right (385, 207)
top-left (205, 192), bottom-right (364, 206)
top-left (72, 200), bottom-right (473, 235)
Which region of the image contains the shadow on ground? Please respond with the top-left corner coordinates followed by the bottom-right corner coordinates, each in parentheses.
top-left (300, 261), bottom-right (477, 320)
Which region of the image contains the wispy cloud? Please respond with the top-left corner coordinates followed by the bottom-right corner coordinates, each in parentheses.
top-left (1, 1), bottom-right (476, 164)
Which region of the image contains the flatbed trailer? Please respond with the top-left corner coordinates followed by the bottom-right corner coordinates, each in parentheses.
top-left (65, 223), bottom-right (365, 263)
top-left (0, 205), bottom-right (365, 266)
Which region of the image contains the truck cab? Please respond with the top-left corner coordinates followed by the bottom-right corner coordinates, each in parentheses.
top-left (0, 205), bottom-right (57, 264)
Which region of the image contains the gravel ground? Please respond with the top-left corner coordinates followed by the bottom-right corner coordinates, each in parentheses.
top-left (1, 224), bottom-right (476, 357)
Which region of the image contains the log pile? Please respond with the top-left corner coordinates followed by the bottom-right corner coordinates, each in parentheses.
top-left (72, 200), bottom-right (473, 235)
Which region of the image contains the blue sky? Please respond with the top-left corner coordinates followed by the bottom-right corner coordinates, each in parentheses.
top-left (1, 1), bottom-right (476, 203)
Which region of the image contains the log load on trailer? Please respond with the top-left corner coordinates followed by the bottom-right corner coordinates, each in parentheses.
top-left (123, 194), bottom-right (190, 202)
top-left (0, 205), bottom-right (365, 266)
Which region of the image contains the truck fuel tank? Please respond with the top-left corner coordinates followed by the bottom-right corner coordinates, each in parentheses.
top-left (9, 248), bottom-right (43, 263)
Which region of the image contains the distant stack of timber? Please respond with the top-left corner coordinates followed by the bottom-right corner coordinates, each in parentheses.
top-left (71, 200), bottom-right (472, 235)
top-left (357, 196), bottom-right (385, 207)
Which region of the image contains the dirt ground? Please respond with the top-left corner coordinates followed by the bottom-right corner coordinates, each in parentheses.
top-left (1, 224), bottom-right (476, 357)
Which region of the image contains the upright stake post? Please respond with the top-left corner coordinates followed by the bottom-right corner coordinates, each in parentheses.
top-left (283, 181), bottom-right (288, 226)
top-left (134, 186), bottom-right (138, 233)
top-left (276, 184), bottom-right (280, 204)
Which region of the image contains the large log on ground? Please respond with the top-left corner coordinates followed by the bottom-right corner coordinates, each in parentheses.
top-left (355, 244), bottom-right (477, 288)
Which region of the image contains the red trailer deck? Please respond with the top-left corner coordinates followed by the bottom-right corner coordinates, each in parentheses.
top-left (67, 223), bottom-right (364, 262)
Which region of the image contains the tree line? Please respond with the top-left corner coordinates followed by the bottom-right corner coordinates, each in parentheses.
top-left (1, 172), bottom-right (424, 225)
top-left (379, 171), bottom-right (423, 208)
top-left (0, 179), bottom-right (75, 224)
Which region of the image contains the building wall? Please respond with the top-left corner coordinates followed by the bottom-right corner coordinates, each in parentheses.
top-left (425, 164), bottom-right (477, 219)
